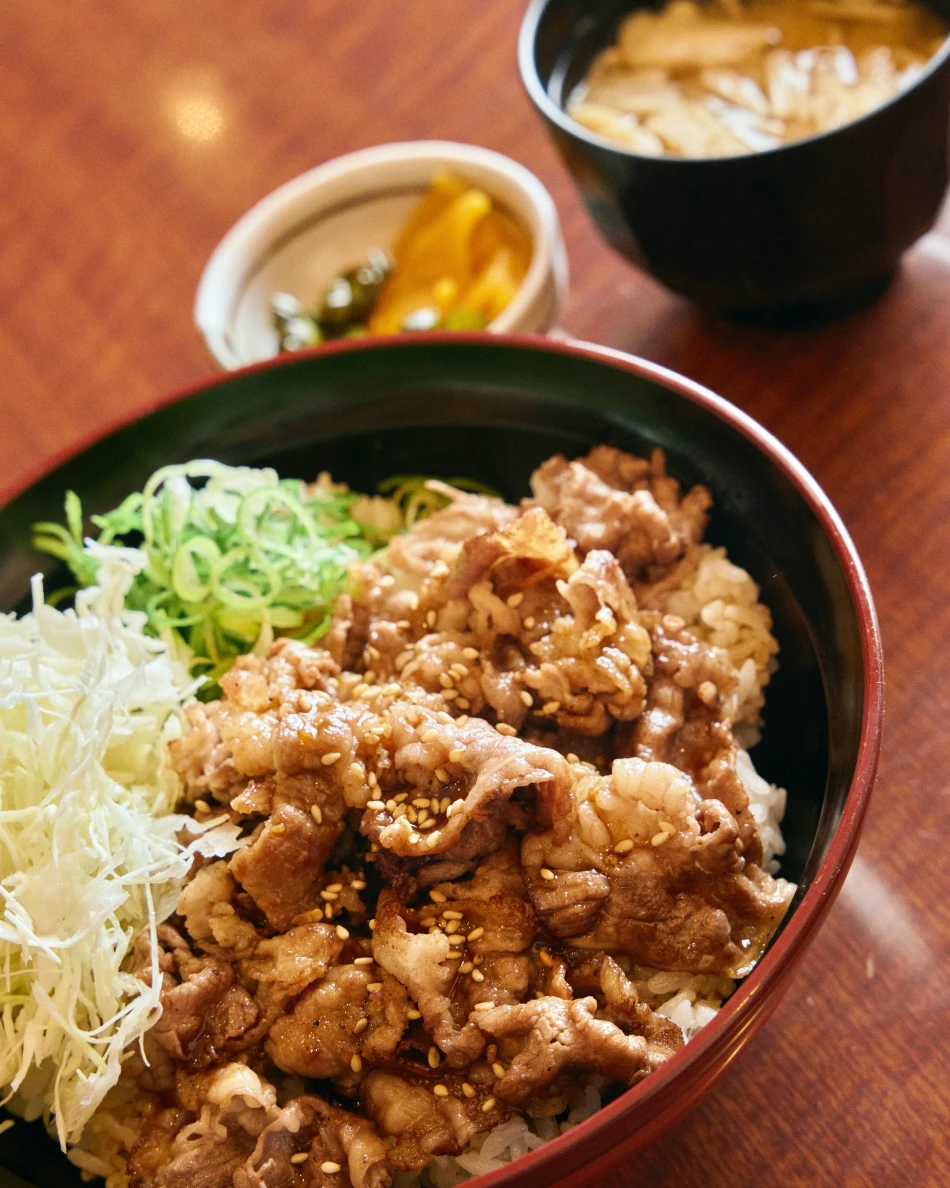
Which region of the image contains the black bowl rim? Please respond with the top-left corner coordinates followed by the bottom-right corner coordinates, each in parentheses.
top-left (517, 0), bottom-right (950, 166)
top-left (0, 332), bottom-right (885, 1186)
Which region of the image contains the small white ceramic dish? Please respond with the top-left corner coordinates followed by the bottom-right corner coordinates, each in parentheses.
top-left (195, 141), bottom-right (569, 370)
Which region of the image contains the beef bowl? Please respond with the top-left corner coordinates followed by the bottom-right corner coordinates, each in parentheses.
top-left (519, 0), bottom-right (950, 317)
top-left (0, 335), bottom-right (882, 1188)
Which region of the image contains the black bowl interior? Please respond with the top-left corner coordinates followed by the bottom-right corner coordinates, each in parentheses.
top-left (0, 339), bottom-right (864, 1185)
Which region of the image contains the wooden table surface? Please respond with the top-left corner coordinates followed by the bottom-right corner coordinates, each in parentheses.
top-left (3, 2), bottom-right (948, 1185)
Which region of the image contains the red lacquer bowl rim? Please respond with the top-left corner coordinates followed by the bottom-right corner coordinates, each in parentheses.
top-left (0, 332), bottom-right (884, 1185)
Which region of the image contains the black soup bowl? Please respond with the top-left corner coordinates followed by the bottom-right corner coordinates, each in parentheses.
top-left (0, 335), bottom-right (882, 1187)
top-left (519, 0), bottom-right (950, 317)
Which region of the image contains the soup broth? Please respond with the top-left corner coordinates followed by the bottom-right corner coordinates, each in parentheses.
top-left (568, 0), bottom-right (947, 157)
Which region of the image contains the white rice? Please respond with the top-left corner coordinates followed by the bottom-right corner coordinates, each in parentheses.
top-left (656, 545), bottom-right (780, 733)
top-left (737, 747), bottom-right (788, 873)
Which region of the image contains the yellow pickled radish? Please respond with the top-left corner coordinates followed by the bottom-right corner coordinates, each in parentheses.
top-left (365, 172), bottom-right (531, 333)
top-left (461, 246), bottom-right (522, 321)
top-left (391, 170), bottom-right (468, 260)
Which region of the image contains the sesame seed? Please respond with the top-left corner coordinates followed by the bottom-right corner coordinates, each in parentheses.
top-left (456, 715), bottom-right (470, 726)
top-left (445, 950), bottom-right (463, 960)
top-left (350, 762), bottom-right (363, 778)
top-left (368, 773), bottom-right (378, 788)
top-left (407, 807), bottom-right (419, 823)
top-left (419, 818), bottom-right (436, 830)
top-left (270, 823), bottom-right (286, 835)
top-left (462, 647), bottom-right (479, 660)
top-left (439, 675), bottom-right (454, 691)
top-left (440, 796), bottom-right (451, 813)
top-left (326, 883), bottom-right (343, 892)
top-left (368, 918), bottom-right (376, 930)
top-left (311, 804), bottom-right (324, 824)
top-left (460, 961), bottom-right (474, 974)
top-left (409, 834), bottom-right (421, 845)
top-left (448, 748), bottom-right (465, 764)
top-left (290, 1153), bottom-right (309, 1165)
top-left (471, 969), bottom-right (485, 982)
top-left (431, 561), bottom-right (450, 578)
top-left (428, 1046), bottom-right (441, 1068)
top-left (433, 1084), bottom-right (449, 1097)
top-left (442, 689), bottom-right (459, 701)
top-left (613, 838), bottom-right (635, 854)
top-left (651, 831), bottom-right (672, 846)
top-left (395, 792), bottom-right (408, 803)
top-left (195, 799), bottom-right (210, 814)
top-left (462, 1082), bottom-right (476, 1098)
top-left (542, 700), bottom-right (561, 714)
top-left (413, 797), bottom-right (431, 808)
top-left (321, 1162), bottom-right (341, 1174)
top-left (466, 927), bottom-right (484, 942)
top-left (444, 921), bottom-right (459, 935)
top-left (520, 691), bottom-right (533, 706)
top-left (324, 904), bottom-right (334, 919)
top-left (430, 890), bottom-right (447, 903)
top-left (523, 616), bottom-right (536, 629)
top-left (482, 1097), bottom-right (497, 1112)
top-left (566, 753), bottom-right (580, 764)
top-left (492, 1062), bottom-right (506, 1078)
top-left (538, 950), bottom-right (554, 968)
top-left (366, 799), bottom-right (385, 810)
top-left (363, 733), bottom-right (379, 746)
top-left (422, 729), bottom-right (439, 743)
top-left (354, 956), bottom-right (374, 966)
top-left (336, 925), bottom-right (350, 940)
top-left (321, 752), bottom-right (342, 766)
top-left (473, 1001), bottom-right (495, 1012)
top-left (506, 592), bottom-right (524, 608)
top-left (320, 891), bottom-right (339, 901)
top-left (353, 1017), bottom-right (369, 1034)
top-left (540, 868), bottom-right (555, 881)
top-left (421, 916), bottom-right (437, 927)
top-left (367, 982), bottom-right (383, 991)
top-left (434, 768), bottom-right (450, 783)
top-left (473, 954), bottom-right (483, 965)
top-left (427, 831), bottom-right (442, 847)
top-left (442, 910), bottom-right (463, 920)
top-left (426, 610), bottom-right (437, 628)
top-left (351, 880), bottom-right (366, 891)
top-left (448, 934), bottom-right (466, 946)
top-left (496, 723), bottom-right (516, 736)
top-left (407, 1009), bottom-right (422, 1020)
top-left (351, 1054), bottom-right (363, 1072)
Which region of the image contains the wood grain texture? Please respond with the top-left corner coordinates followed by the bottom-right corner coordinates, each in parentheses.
top-left (2, 1), bottom-right (949, 1184)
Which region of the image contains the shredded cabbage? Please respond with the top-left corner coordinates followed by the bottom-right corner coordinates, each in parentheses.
top-left (0, 546), bottom-right (240, 1146)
